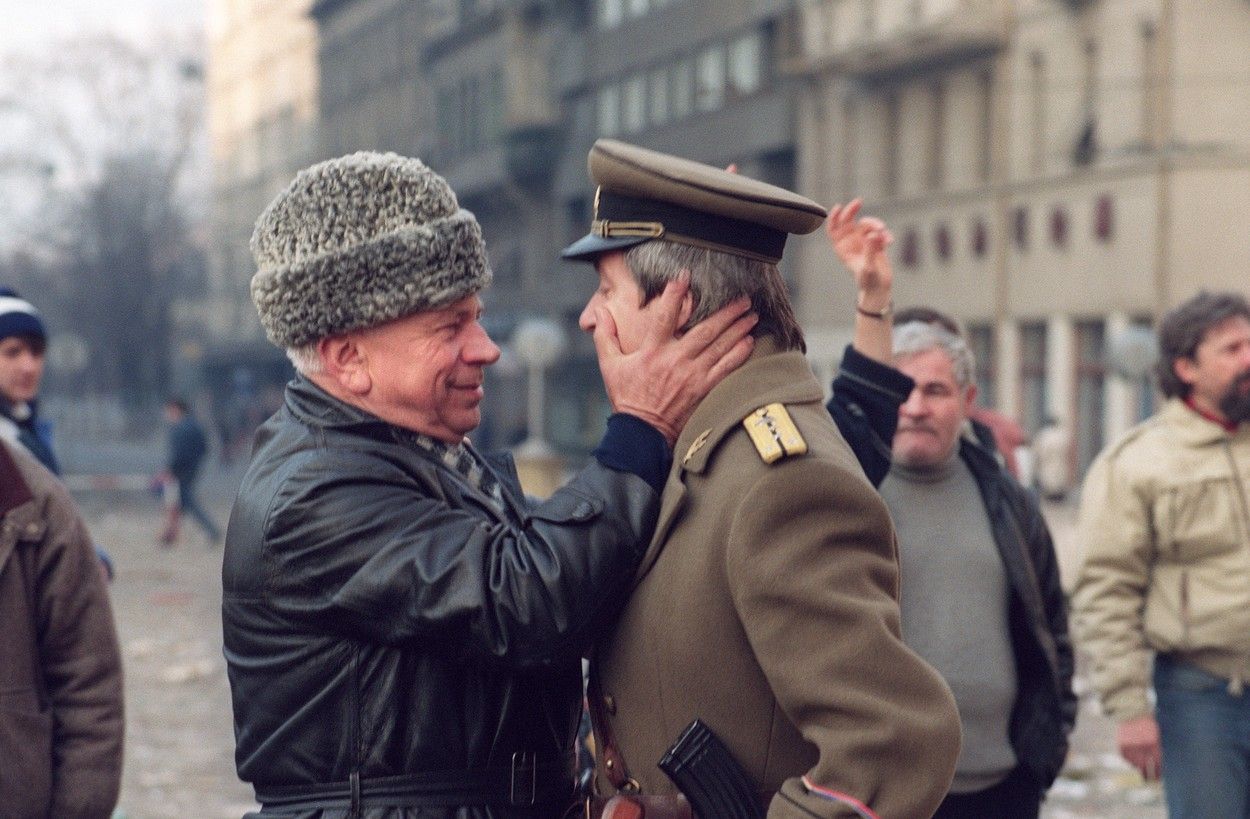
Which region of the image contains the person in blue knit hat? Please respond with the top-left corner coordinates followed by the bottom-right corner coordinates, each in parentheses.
top-left (0, 289), bottom-right (60, 473)
top-left (0, 288), bottom-right (115, 580)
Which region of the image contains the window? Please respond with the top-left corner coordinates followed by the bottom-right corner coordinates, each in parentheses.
top-left (598, 85), bottom-right (621, 135)
top-left (695, 46), bottom-right (726, 112)
top-left (573, 95), bottom-right (595, 138)
top-left (436, 86), bottom-right (455, 158)
top-left (968, 324), bottom-right (996, 408)
top-left (622, 74), bottom-right (646, 133)
top-left (1082, 39), bottom-right (1099, 115)
top-left (1141, 21), bottom-right (1159, 149)
top-left (971, 216), bottom-right (989, 258)
top-left (883, 91), bottom-right (900, 197)
top-left (566, 197), bottom-right (589, 243)
top-left (649, 67), bottom-right (670, 126)
top-left (728, 33), bottom-right (762, 97)
top-left (1075, 320), bottom-right (1106, 474)
top-left (934, 223), bottom-right (952, 262)
top-left (671, 59), bottom-right (693, 119)
top-left (927, 81), bottom-right (945, 190)
top-left (977, 69), bottom-right (993, 183)
top-left (1050, 206), bottom-right (1068, 248)
top-left (862, 0), bottom-right (876, 35)
top-left (1013, 206), bottom-right (1029, 250)
top-left (1029, 51), bottom-right (1045, 173)
top-left (486, 67), bottom-right (505, 144)
top-left (1019, 322), bottom-right (1048, 435)
top-left (841, 96), bottom-right (858, 194)
top-left (597, 0), bottom-right (623, 29)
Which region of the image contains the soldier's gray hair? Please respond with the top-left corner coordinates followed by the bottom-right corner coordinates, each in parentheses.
top-left (623, 241), bottom-right (805, 352)
top-left (893, 320), bottom-right (976, 389)
top-left (286, 343), bottom-right (324, 376)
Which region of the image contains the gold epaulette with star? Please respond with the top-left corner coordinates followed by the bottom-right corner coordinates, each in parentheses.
top-left (742, 403), bottom-right (807, 464)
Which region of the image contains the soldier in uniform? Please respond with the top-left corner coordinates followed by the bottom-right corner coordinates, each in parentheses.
top-left (563, 140), bottom-right (961, 819)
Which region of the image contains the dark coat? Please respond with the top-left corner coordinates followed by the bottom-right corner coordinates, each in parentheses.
top-left (825, 345), bottom-right (913, 487)
top-left (593, 343), bottom-right (960, 818)
top-left (960, 437), bottom-right (1077, 789)
top-left (222, 377), bottom-right (659, 818)
top-left (167, 414), bottom-right (209, 483)
top-left (0, 441), bottom-right (124, 818)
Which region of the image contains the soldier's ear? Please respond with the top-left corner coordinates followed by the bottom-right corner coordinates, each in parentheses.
top-left (318, 334), bottom-right (372, 396)
top-left (677, 284), bottom-right (695, 329)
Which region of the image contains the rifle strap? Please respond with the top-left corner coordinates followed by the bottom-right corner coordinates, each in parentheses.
top-left (587, 665), bottom-right (637, 793)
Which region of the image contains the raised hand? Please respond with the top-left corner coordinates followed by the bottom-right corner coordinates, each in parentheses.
top-left (827, 199), bottom-right (894, 305)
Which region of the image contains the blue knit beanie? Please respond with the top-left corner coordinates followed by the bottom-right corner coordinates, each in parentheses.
top-left (0, 289), bottom-right (46, 343)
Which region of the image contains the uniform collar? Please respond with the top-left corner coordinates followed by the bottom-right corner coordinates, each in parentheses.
top-left (672, 336), bottom-right (822, 475)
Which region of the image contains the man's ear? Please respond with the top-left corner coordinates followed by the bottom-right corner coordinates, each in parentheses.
top-left (676, 274), bottom-right (696, 329)
top-left (318, 334), bottom-right (372, 396)
top-left (1174, 356), bottom-right (1198, 390)
top-left (963, 382), bottom-right (978, 414)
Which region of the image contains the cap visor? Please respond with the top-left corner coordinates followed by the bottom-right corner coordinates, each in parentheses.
top-left (559, 232), bottom-right (651, 262)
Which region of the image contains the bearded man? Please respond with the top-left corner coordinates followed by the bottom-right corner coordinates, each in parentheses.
top-left (1075, 291), bottom-right (1250, 818)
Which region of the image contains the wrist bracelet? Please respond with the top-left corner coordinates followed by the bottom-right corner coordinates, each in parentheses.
top-left (856, 300), bottom-right (893, 320)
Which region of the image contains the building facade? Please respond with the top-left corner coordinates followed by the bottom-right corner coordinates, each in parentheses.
top-left (206, 0), bottom-right (322, 342)
top-left (795, 0), bottom-right (1250, 480)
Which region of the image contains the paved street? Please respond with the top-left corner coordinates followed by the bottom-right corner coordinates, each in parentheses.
top-left (78, 470), bottom-right (1164, 819)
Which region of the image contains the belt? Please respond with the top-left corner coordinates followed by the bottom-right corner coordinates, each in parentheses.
top-left (255, 753), bottom-right (573, 812)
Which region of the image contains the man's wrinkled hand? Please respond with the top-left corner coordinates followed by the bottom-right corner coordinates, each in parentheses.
top-left (593, 274), bottom-right (756, 446)
top-left (1118, 714), bottom-right (1162, 781)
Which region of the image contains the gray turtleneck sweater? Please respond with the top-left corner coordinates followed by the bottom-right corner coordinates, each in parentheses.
top-left (879, 450), bottom-right (1018, 793)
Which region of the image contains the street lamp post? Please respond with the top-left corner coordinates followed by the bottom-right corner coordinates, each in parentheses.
top-left (510, 317), bottom-right (568, 495)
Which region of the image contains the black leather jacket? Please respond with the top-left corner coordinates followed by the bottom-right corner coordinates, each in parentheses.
top-left (961, 437), bottom-right (1078, 790)
top-left (222, 377), bottom-right (658, 817)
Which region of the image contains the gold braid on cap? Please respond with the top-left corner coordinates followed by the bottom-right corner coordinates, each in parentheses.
top-left (591, 188), bottom-right (665, 239)
top-left (592, 220), bottom-right (666, 239)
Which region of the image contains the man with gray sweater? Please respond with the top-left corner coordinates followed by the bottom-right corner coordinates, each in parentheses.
top-left (878, 320), bottom-right (1076, 817)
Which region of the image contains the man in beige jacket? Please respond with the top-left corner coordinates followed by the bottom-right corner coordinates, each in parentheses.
top-left (1074, 291), bottom-right (1250, 818)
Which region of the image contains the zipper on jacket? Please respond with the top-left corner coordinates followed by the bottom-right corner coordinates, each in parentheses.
top-left (1223, 441), bottom-right (1250, 547)
top-left (1223, 440), bottom-right (1250, 686)
top-left (1180, 569), bottom-right (1190, 645)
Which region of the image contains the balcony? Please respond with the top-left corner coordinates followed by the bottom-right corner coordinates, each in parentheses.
top-left (819, 3), bottom-right (1009, 81)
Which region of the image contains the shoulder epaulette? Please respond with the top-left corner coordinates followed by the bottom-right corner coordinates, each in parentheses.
top-left (742, 403), bottom-right (807, 464)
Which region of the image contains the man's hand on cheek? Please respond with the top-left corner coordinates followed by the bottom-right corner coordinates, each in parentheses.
top-left (595, 274), bottom-right (756, 446)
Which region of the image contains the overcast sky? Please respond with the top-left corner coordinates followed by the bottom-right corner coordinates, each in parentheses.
top-left (0, 0), bottom-right (203, 52)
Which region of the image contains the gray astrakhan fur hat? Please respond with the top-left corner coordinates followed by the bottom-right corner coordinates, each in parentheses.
top-left (250, 151), bottom-right (492, 348)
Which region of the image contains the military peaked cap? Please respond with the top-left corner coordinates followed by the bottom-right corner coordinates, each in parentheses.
top-left (561, 139), bottom-right (827, 264)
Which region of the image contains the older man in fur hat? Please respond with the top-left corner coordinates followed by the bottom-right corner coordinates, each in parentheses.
top-left (221, 151), bottom-right (756, 818)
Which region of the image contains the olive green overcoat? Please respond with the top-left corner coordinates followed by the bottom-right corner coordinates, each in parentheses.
top-left (592, 341), bottom-right (960, 818)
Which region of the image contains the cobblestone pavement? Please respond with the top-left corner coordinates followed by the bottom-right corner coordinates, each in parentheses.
top-left (82, 482), bottom-right (1164, 818)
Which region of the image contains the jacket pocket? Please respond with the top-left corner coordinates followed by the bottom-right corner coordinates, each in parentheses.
top-left (0, 699), bottom-right (53, 818)
top-left (1154, 477), bottom-right (1244, 561)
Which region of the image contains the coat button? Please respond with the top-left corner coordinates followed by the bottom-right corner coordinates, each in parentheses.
top-left (604, 695), bottom-right (617, 715)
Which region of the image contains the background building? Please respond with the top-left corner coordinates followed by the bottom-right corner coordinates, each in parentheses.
top-left (202, 0), bottom-right (1250, 477)
top-left (795, 0), bottom-right (1250, 481)
top-left (203, 0), bottom-right (321, 450)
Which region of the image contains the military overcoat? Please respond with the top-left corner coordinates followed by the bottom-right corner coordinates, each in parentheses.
top-left (592, 340), bottom-right (961, 819)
